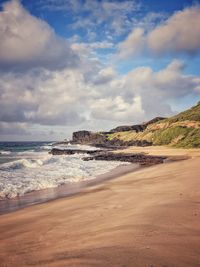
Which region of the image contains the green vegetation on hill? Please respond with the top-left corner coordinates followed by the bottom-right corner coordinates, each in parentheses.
top-left (106, 102), bottom-right (200, 148)
top-left (175, 128), bottom-right (200, 148)
top-left (152, 127), bottom-right (200, 148)
top-left (160, 101), bottom-right (200, 123)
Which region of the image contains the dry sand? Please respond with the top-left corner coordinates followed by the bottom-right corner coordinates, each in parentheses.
top-left (0, 146), bottom-right (200, 267)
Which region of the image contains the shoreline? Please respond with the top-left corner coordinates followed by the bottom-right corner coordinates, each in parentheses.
top-left (0, 146), bottom-right (200, 267)
top-left (0, 145), bottom-right (172, 215)
top-left (0, 162), bottom-right (140, 215)
top-left (0, 147), bottom-right (191, 216)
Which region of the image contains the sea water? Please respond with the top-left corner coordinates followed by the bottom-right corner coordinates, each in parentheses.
top-left (0, 142), bottom-right (126, 199)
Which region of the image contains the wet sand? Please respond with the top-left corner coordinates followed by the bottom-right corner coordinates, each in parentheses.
top-left (0, 146), bottom-right (200, 267)
top-left (0, 163), bottom-right (140, 215)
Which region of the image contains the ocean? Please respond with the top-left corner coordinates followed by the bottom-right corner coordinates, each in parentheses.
top-left (0, 142), bottom-right (126, 200)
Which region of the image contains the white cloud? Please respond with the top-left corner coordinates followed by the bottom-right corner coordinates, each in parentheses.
top-left (118, 5), bottom-right (200, 58)
top-left (131, 12), bottom-right (166, 30)
top-left (38, 0), bottom-right (140, 38)
top-left (0, 0), bottom-right (78, 70)
top-left (0, 122), bottom-right (29, 135)
top-left (0, 59), bottom-right (199, 138)
top-left (193, 77), bottom-right (200, 93)
top-left (71, 41), bottom-right (113, 55)
top-left (0, 1), bottom-right (200, 140)
top-left (147, 6), bottom-right (200, 54)
top-left (92, 67), bottom-right (116, 85)
top-left (117, 28), bottom-right (145, 58)
top-left (90, 95), bottom-right (145, 123)
top-left (90, 60), bottom-right (200, 122)
top-left (0, 68), bottom-right (88, 126)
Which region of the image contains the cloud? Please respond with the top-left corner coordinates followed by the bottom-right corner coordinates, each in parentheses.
top-left (90, 95), bottom-right (145, 123)
top-left (0, 122), bottom-right (29, 135)
top-left (0, 0), bottom-right (78, 70)
top-left (117, 28), bottom-right (145, 58)
top-left (131, 12), bottom-right (167, 30)
top-left (147, 5), bottom-right (200, 54)
top-left (118, 5), bottom-right (200, 58)
top-left (90, 60), bottom-right (200, 122)
top-left (71, 41), bottom-right (113, 56)
top-left (0, 68), bottom-right (87, 126)
top-left (38, 0), bottom-right (140, 38)
top-left (36, 0), bottom-right (82, 12)
top-left (0, 1), bottom-right (200, 140)
top-left (0, 59), bottom-right (199, 138)
top-left (92, 67), bottom-right (116, 85)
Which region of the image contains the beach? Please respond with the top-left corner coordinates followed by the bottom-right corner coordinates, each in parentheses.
top-left (0, 146), bottom-right (200, 267)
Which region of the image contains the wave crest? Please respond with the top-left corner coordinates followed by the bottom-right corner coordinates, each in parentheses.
top-left (0, 158), bottom-right (44, 170)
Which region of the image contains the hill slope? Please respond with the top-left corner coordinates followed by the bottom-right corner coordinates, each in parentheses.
top-left (162, 101), bottom-right (200, 123)
top-left (106, 102), bottom-right (200, 148)
top-left (71, 102), bottom-right (200, 148)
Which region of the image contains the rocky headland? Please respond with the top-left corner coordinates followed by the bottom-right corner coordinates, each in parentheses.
top-left (67, 102), bottom-right (200, 148)
top-left (50, 102), bottom-right (200, 166)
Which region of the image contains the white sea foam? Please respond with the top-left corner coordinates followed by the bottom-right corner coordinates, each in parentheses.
top-left (41, 144), bottom-right (53, 150)
top-left (52, 143), bottom-right (100, 151)
top-left (0, 149), bottom-right (128, 199)
top-left (0, 158), bottom-right (44, 170)
top-left (16, 150), bottom-right (38, 157)
top-left (0, 150), bottom-right (11, 155)
top-left (41, 142), bottom-right (99, 151)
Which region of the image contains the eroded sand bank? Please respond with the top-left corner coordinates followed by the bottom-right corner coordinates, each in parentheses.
top-left (0, 146), bottom-right (200, 267)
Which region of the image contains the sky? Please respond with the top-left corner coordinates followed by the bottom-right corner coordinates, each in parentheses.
top-left (0, 0), bottom-right (200, 141)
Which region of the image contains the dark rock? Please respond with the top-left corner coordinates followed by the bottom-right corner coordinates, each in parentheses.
top-left (72, 130), bottom-right (90, 142)
top-left (142, 117), bottom-right (166, 127)
top-left (71, 131), bottom-right (152, 148)
top-left (69, 117), bottom-right (165, 147)
top-left (110, 124), bottom-right (144, 133)
top-left (83, 151), bottom-right (166, 166)
top-left (110, 117), bottom-right (166, 133)
top-left (50, 148), bottom-right (167, 166)
top-left (52, 141), bottom-right (70, 146)
top-left (91, 143), bottom-right (126, 150)
top-left (50, 148), bottom-right (103, 155)
top-left (72, 130), bottom-right (106, 145)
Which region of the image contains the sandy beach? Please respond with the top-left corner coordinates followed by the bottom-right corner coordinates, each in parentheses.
top-left (0, 146), bottom-right (200, 267)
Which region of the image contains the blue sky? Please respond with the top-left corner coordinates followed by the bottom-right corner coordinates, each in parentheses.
top-left (0, 0), bottom-right (200, 140)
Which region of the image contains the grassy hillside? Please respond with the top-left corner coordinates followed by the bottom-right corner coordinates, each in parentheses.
top-left (161, 101), bottom-right (200, 123)
top-left (106, 102), bottom-right (200, 148)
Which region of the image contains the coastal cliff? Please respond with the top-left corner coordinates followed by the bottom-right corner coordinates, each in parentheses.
top-left (72, 131), bottom-right (107, 145)
top-left (71, 130), bottom-right (152, 147)
top-left (71, 102), bottom-right (200, 148)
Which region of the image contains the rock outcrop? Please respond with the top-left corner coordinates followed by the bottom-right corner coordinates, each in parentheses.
top-left (50, 148), bottom-right (102, 155)
top-left (71, 130), bottom-right (152, 147)
top-left (110, 125), bottom-right (144, 133)
top-left (110, 117), bottom-right (166, 133)
top-left (142, 117), bottom-right (166, 127)
top-left (72, 131), bottom-right (107, 145)
top-left (60, 101), bottom-right (200, 149)
top-left (71, 118), bottom-right (165, 147)
top-left (50, 148), bottom-right (167, 166)
top-left (83, 152), bottom-right (167, 166)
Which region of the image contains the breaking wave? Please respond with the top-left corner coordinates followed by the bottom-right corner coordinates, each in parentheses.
top-left (0, 148), bottom-right (127, 199)
top-left (0, 150), bottom-right (11, 155)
